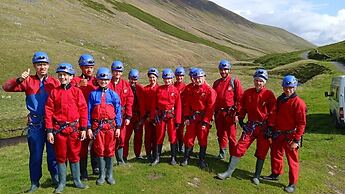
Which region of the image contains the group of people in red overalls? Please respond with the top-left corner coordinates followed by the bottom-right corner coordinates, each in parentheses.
top-left (2, 51), bottom-right (306, 193)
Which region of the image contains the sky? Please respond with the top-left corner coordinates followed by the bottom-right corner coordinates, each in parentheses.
top-left (209, 0), bottom-right (345, 46)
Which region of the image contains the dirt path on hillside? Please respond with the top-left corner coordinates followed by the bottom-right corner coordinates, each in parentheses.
top-left (301, 50), bottom-right (310, 60)
top-left (0, 136), bottom-right (26, 148)
top-left (331, 61), bottom-right (345, 73)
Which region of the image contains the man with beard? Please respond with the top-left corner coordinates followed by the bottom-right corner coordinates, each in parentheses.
top-left (213, 59), bottom-right (243, 160)
top-left (71, 54), bottom-right (99, 180)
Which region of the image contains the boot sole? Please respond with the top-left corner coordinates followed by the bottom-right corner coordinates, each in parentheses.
top-left (216, 174), bottom-right (230, 180)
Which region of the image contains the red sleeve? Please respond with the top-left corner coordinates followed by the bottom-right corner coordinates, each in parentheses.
top-left (203, 87), bottom-right (217, 124)
top-left (77, 88), bottom-right (88, 128)
top-left (174, 89), bottom-right (182, 124)
top-left (45, 90), bottom-right (55, 129)
top-left (294, 98), bottom-right (307, 140)
top-left (2, 78), bottom-right (26, 92)
top-left (125, 82), bottom-right (134, 117)
top-left (267, 91), bottom-right (277, 127)
top-left (182, 85), bottom-right (192, 118)
top-left (234, 78), bottom-right (244, 113)
top-left (238, 90), bottom-right (248, 120)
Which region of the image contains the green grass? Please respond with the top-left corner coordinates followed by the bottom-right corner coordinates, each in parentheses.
top-left (254, 50), bottom-right (304, 69)
top-left (79, 0), bottom-right (114, 15)
top-left (105, 0), bottom-right (249, 60)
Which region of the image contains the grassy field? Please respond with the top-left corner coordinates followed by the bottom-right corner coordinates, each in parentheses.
top-left (1, 59), bottom-right (345, 193)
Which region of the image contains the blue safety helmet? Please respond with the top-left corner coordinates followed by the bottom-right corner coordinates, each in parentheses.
top-left (32, 51), bottom-right (50, 64)
top-left (282, 75), bottom-right (298, 87)
top-left (218, 59), bottom-right (231, 70)
top-left (128, 69), bottom-right (139, 80)
top-left (111, 60), bottom-right (124, 72)
top-left (175, 67), bottom-right (185, 76)
top-left (162, 68), bottom-right (174, 79)
top-left (96, 67), bottom-right (112, 80)
top-left (253, 68), bottom-right (268, 80)
top-left (78, 54), bottom-right (95, 66)
top-left (188, 67), bottom-right (197, 76)
top-left (192, 68), bottom-right (205, 78)
top-left (56, 63), bottom-right (75, 75)
top-left (147, 67), bottom-right (159, 77)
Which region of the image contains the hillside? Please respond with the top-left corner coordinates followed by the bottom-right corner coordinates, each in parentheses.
top-left (0, 0), bottom-right (314, 79)
top-left (124, 0), bottom-right (314, 54)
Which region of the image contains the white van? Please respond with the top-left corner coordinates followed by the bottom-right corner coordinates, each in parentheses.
top-left (325, 75), bottom-right (345, 128)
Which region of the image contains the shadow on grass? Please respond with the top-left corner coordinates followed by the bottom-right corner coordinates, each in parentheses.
top-left (306, 113), bottom-right (345, 135)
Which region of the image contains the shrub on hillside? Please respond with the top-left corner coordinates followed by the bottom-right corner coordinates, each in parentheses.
top-left (270, 63), bottom-right (331, 84)
top-left (254, 51), bottom-right (303, 69)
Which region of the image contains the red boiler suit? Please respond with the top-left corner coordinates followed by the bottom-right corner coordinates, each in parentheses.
top-left (270, 93), bottom-right (307, 185)
top-left (183, 83), bottom-right (216, 148)
top-left (124, 83), bottom-right (144, 158)
top-left (151, 84), bottom-right (182, 145)
top-left (88, 88), bottom-right (122, 157)
top-left (140, 83), bottom-right (159, 157)
top-left (235, 87), bottom-right (276, 160)
top-left (45, 84), bottom-right (88, 163)
top-left (213, 76), bottom-right (243, 156)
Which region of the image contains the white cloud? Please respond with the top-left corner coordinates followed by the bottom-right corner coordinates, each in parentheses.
top-left (210, 0), bottom-right (345, 45)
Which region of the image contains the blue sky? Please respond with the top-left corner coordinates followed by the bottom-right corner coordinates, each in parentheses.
top-left (210, 0), bottom-right (345, 45)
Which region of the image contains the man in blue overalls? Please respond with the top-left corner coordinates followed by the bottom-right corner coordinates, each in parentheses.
top-left (2, 51), bottom-right (59, 192)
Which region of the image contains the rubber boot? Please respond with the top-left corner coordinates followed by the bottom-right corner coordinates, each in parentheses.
top-left (178, 140), bottom-right (184, 154)
top-left (96, 157), bottom-right (106, 185)
top-left (105, 157), bottom-right (116, 185)
top-left (217, 156), bottom-right (241, 180)
top-left (252, 159), bottom-right (264, 185)
top-left (198, 147), bottom-right (208, 169)
top-left (180, 147), bottom-right (192, 166)
top-left (50, 172), bottom-right (59, 186)
top-left (54, 163), bottom-right (66, 194)
top-left (28, 182), bottom-right (40, 193)
top-left (263, 173), bottom-right (280, 181)
top-left (151, 144), bottom-right (162, 166)
top-left (80, 158), bottom-right (88, 181)
top-left (70, 162), bottom-right (87, 189)
top-left (190, 146), bottom-right (198, 158)
top-left (170, 144), bottom-right (177, 165)
top-left (284, 184), bottom-right (296, 193)
top-left (146, 154), bottom-right (153, 163)
top-left (217, 148), bottom-right (226, 160)
top-left (116, 147), bottom-right (126, 165)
